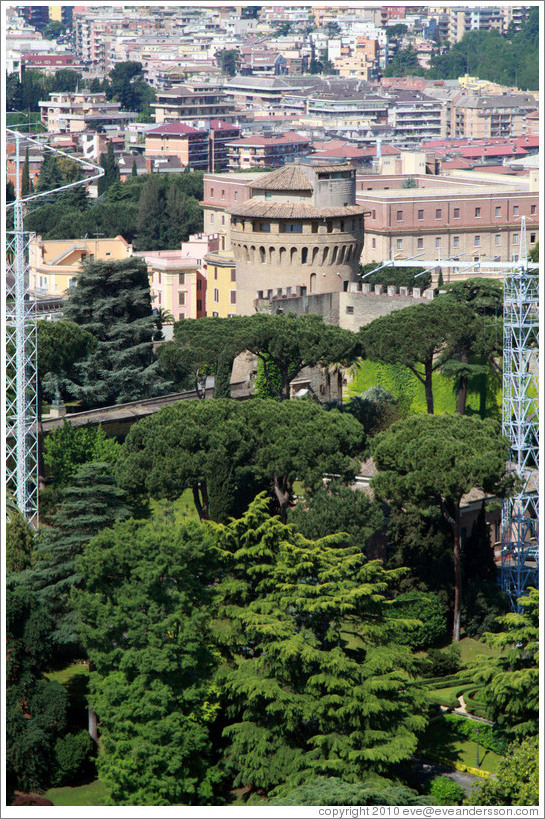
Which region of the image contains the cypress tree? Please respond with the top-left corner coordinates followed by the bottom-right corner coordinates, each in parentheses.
top-left (63, 256), bottom-right (168, 406)
top-left (21, 147), bottom-right (32, 196)
top-left (213, 350), bottom-right (232, 398)
top-left (97, 141), bottom-right (119, 195)
top-left (25, 461), bottom-right (131, 651)
top-left (131, 158), bottom-right (138, 177)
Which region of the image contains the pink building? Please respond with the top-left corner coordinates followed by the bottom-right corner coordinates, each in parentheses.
top-left (135, 234), bottom-right (219, 321)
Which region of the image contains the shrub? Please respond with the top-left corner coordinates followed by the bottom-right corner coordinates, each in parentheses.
top-left (53, 731), bottom-right (94, 786)
top-left (422, 645), bottom-right (461, 677)
top-left (428, 776), bottom-right (466, 806)
top-left (388, 590), bottom-right (447, 649)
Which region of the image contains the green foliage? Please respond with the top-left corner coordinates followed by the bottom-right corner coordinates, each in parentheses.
top-left (342, 385), bottom-right (401, 436)
top-left (74, 516), bottom-right (222, 805)
top-left (6, 583), bottom-right (69, 792)
top-left (372, 414), bottom-right (511, 640)
top-left (465, 736), bottom-right (539, 806)
top-left (214, 496), bottom-right (429, 792)
top-left (24, 462), bottom-right (131, 652)
top-left (472, 588), bottom-right (538, 739)
top-left (528, 241), bottom-right (538, 262)
top-left (387, 591), bottom-right (447, 650)
top-left (288, 481), bottom-right (383, 552)
top-left (63, 257), bottom-right (167, 407)
top-left (420, 645), bottom-right (461, 678)
top-left (37, 320), bottom-right (96, 415)
top-left (134, 173), bottom-right (203, 250)
top-left (427, 775), bottom-right (465, 806)
top-left (6, 69), bottom-right (83, 112)
top-left (53, 731), bottom-right (94, 787)
top-left (44, 422), bottom-right (121, 488)
top-left (22, 147), bottom-right (32, 196)
top-left (428, 15), bottom-right (539, 90)
top-left (359, 263), bottom-right (431, 290)
top-left (97, 141), bottom-right (119, 195)
top-left (106, 61), bottom-right (156, 114)
top-left (384, 45), bottom-right (421, 77)
top-left (359, 300), bottom-right (476, 414)
top-left (254, 352), bottom-right (296, 399)
top-left (118, 399), bottom-right (365, 522)
top-left (6, 507), bottom-right (35, 574)
top-left (215, 49), bottom-right (239, 76)
top-left (267, 775), bottom-right (426, 805)
top-left (441, 715), bottom-right (509, 757)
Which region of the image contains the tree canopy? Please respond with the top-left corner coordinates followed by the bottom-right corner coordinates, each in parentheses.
top-left (63, 257), bottom-right (167, 407)
top-left (372, 414), bottom-right (510, 641)
top-left (359, 300), bottom-right (475, 414)
top-left (117, 398), bottom-right (366, 522)
top-left (74, 516), bottom-right (222, 805)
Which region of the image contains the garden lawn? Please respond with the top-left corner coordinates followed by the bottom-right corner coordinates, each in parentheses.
top-left (45, 779), bottom-right (109, 806)
top-left (418, 717), bottom-right (502, 775)
top-left (44, 662), bottom-right (88, 685)
top-left (348, 359), bottom-right (501, 418)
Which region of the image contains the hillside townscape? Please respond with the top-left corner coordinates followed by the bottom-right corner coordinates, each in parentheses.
top-left (4, 2), bottom-right (540, 812)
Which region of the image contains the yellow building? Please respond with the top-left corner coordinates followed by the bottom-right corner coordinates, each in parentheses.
top-left (29, 235), bottom-right (133, 296)
top-left (203, 250), bottom-right (237, 318)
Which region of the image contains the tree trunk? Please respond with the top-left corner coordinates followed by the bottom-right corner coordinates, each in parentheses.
top-left (456, 349), bottom-right (469, 415)
top-left (424, 359), bottom-right (434, 414)
top-left (273, 475), bottom-right (291, 523)
top-left (452, 504), bottom-right (462, 642)
top-left (192, 483), bottom-right (209, 520)
top-left (88, 661), bottom-right (98, 743)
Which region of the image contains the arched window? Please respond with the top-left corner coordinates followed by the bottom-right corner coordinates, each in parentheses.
top-left (331, 246), bottom-right (338, 265)
top-left (312, 246), bottom-right (320, 264)
top-left (290, 246), bottom-right (298, 264)
top-left (279, 246), bottom-right (286, 264)
top-left (250, 245), bottom-right (256, 262)
top-left (346, 245), bottom-right (352, 262)
top-left (310, 272), bottom-right (317, 293)
top-left (269, 246), bottom-right (276, 265)
top-left (244, 245), bottom-right (249, 261)
top-left (301, 247), bottom-right (308, 264)
top-left (321, 246), bottom-right (329, 266)
top-left (259, 246), bottom-right (266, 263)
top-left (338, 246), bottom-right (346, 264)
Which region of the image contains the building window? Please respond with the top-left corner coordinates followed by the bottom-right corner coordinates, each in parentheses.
top-left (371, 238), bottom-right (376, 248)
top-left (280, 223), bottom-right (302, 233)
top-left (417, 238), bottom-right (423, 249)
top-left (513, 205), bottom-right (519, 215)
top-left (475, 207), bottom-right (481, 217)
top-left (435, 237), bottom-right (441, 248)
top-left (178, 291), bottom-right (185, 305)
top-left (474, 235), bottom-right (480, 246)
top-left (214, 288), bottom-right (219, 302)
top-left (231, 269), bottom-right (236, 282)
top-left (197, 299), bottom-right (202, 311)
top-left (495, 234), bottom-right (501, 245)
top-left (179, 273), bottom-right (185, 285)
top-left (221, 215), bottom-right (225, 225)
top-left (346, 306), bottom-right (354, 314)
top-left (435, 208), bottom-right (441, 219)
top-left (530, 205), bottom-right (536, 214)
top-left (210, 187), bottom-right (214, 197)
top-left (396, 238), bottom-right (403, 249)
top-left (513, 233), bottom-right (519, 244)
top-left (372, 210), bottom-right (376, 219)
top-left (229, 290), bottom-right (236, 305)
top-left (495, 206), bottom-right (501, 217)
top-left (221, 190), bottom-right (225, 199)
top-left (234, 191), bottom-right (238, 200)
top-left (453, 208), bottom-right (460, 218)
top-left (157, 272), bottom-right (161, 284)
top-left (418, 209), bottom-right (424, 220)
top-left (197, 279), bottom-right (202, 291)
top-left (221, 236), bottom-right (225, 250)
top-left (179, 312), bottom-right (184, 319)
top-left (210, 213), bottom-right (214, 223)
top-left (214, 269), bottom-right (218, 280)
top-left (258, 222), bottom-right (270, 232)
top-left (265, 192), bottom-right (272, 200)
top-left (453, 236), bottom-right (459, 247)
top-left (530, 233), bottom-right (536, 243)
top-left (396, 210), bottom-right (403, 221)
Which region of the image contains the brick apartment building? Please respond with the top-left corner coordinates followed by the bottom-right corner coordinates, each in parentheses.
top-left (144, 122), bottom-right (209, 170)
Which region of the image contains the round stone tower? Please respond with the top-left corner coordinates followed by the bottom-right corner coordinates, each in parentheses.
top-left (227, 160), bottom-right (366, 314)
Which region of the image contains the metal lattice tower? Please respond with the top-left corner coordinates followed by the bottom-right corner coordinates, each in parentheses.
top-left (499, 217), bottom-right (539, 609)
top-left (5, 132), bottom-right (39, 527)
top-left (5, 128), bottom-right (104, 528)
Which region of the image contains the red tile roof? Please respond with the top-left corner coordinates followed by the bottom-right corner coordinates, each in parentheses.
top-left (147, 122), bottom-right (206, 136)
